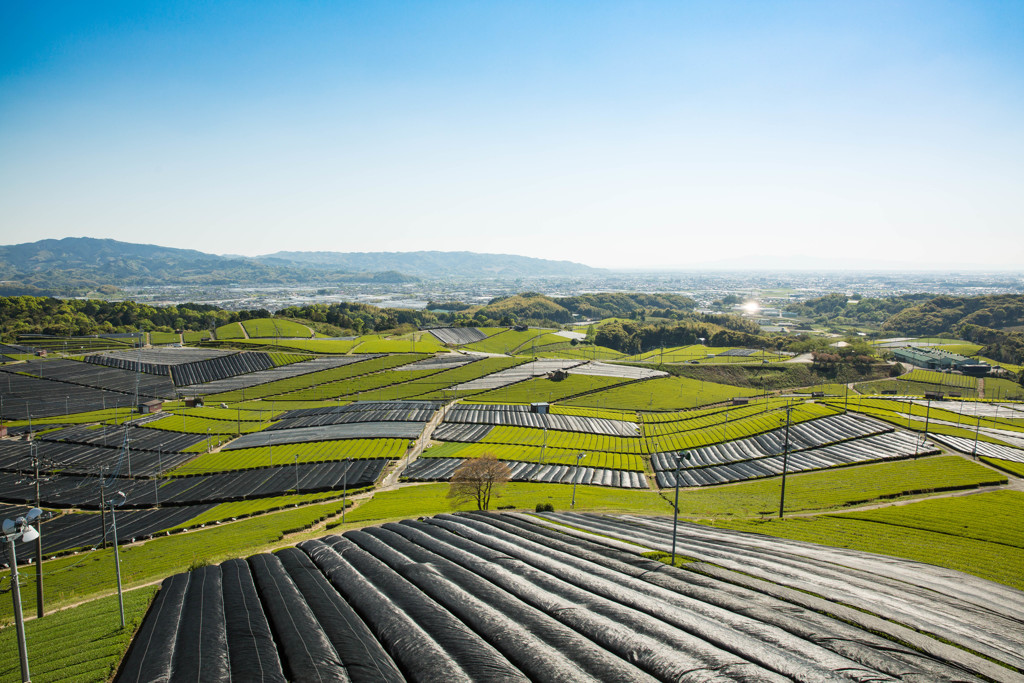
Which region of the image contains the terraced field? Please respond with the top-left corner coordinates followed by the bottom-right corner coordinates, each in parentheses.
top-left (461, 328), bottom-right (552, 354)
top-left (215, 338), bottom-right (362, 353)
top-left (983, 457), bottom-right (1024, 476)
top-left (468, 373), bottom-right (630, 403)
top-left (351, 335), bottom-right (445, 354)
top-left (0, 588), bottom-right (157, 683)
top-left (141, 412), bottom-right (274, 434)
top-left (356, 356), bottom-right (527, 400)
top-left (421, 441), bottom-right (646, 470)
top-left (204, 354), bottom-right (424, 401)
top-left (716, 490), bottom-right (1024, 590)
top-left (1, 500), bottom-right (353, 620)
top-left (533, 343), bottom-right (626, 361)
top-left (241, 317), bottom-right (312, 338)
top-left (213, 321), bottom-right (246, 339)
top-left (563, 374), bottom-right (760, 410)
top-left (173, 437), bottom-right (410, 473)
top-left (3, 338), bottom-right (1021, 683)
top-left (342, 482), bottom-right (672, 524)
top-left (149, 330), bottom-right (180, 345)
top-left (666, 455), bottom-right (1004, 516)
top-left (278, 368), bottom-right (440, 401)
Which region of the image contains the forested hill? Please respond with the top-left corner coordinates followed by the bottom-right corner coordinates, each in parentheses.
top-left (789, 293), bottom-right (1024, 366)
top-left (787, 293), bottom-right (1024, 335)
top-left (447, 292), bottom-right (698, 324)
top-left (0, 238), bottom-right (601, 295)
top-left (1, 292), bottom-right (700, 340)
top-left (0, 238), bottom-right (416, 295)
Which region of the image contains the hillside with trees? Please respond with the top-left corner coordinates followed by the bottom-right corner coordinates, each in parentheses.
top-left (429, 292), bottom-right (698, 327)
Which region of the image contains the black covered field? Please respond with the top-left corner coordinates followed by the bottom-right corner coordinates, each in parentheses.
top-left (116, 511), bottom-right (1024, 682)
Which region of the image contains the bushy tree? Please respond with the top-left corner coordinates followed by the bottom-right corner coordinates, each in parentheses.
top-left (447, 455), bottom-right (511, 511)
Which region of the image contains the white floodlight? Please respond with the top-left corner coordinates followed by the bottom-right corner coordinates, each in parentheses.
top-left (19, 525), bottom-right (38, 544)
top-left (3, 507), bottom-right (44, 683)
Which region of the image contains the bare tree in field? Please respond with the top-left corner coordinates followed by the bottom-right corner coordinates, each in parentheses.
top-left (447, 455), bottom-right (511, 510)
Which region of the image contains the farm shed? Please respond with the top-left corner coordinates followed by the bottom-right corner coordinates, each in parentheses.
top-left (138, 399), bottom-right (164, 414)
top-left (893, 347), bottom-right (990, 375)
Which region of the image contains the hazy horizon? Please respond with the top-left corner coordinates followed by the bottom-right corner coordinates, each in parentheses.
top-left (2, 2), bottom-right (1022, 270)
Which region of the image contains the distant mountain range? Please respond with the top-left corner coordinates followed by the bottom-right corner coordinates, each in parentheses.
top-left (0, 238), bottom-right (602, 296)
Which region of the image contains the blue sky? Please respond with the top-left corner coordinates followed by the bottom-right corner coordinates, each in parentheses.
top-left (1, 1), bottom-right (1022, 269)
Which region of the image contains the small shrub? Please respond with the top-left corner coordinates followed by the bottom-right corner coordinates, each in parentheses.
top-left (535, 502), bottom-right (555, 512)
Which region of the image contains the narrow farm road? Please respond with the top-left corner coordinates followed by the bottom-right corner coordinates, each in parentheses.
top-left (378, 399), bottom-right (454, 490)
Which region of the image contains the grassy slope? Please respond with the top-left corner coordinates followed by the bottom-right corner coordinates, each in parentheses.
top-left (0, 587), bottom-right (157, 683)
top-left (563, 375), bottom-right (759, 411)
top-left (712, 490), bottom-right (1024, 590)
top-left (337, 481), bottom-right (672, 526)
top-left (0, 500), bottom-right (348, 620)
top-left (670, 455), bottom-right (1004, 517)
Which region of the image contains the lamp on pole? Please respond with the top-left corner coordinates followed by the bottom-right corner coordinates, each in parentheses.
top-left (571, 452), bottom-right (586, 509)
top-left (3, 507), bottom-right (43, 683)
top-left (108, 491), bottom-right (127, 629)
top-left (670, 450), bottom-right (691, 566)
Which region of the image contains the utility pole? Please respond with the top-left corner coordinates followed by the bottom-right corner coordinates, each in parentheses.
top-left (108, 492), bottom-right (127, 629)
top-left (778, 405), bottom-right (793, 519)
top-left (972, 400), bottom-right (981, 459)
top-left (670, 451), bottom-right (690, 566)
top-left (155, 449), bottom-right (163, 506)
top-left (32, 443), bottom-right (44, 617)
top-left (99, 468), bottom-right (108, 549)
top-left (342, 457), bottom-right (352, 524)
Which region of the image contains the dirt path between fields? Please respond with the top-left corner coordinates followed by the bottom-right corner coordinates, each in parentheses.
top-left (378, 400), bottom-right (454, 490)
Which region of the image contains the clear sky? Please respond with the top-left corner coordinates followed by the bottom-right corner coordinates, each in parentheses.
top-left (1, 1), bottom-right (1022, 270)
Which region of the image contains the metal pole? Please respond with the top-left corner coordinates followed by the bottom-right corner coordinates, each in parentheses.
top-left (571, 452), bottom-right (584, 508)
top-left (972, 400), bottom-right (981, 459)
top-left (99, 470), bottom-right (108, 549)
top-left (670, 452), bottom-right (688, 566)
top-left (923, 398), bottom-right (932, 440)
top-left (7, 538), bottom-right (30, 682)
top-left (110, 503), bottom-right (125, 629)
top-left (294, 455), bottom-right (299, 491)
top-left (778, 406), bottom-right (792, 519)
top-left (155, 450), bottom-right (162, 505)
top-left (33, 449), bottom-right (44, 618)
top-left (342, 458), bottom-right (351, 524)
